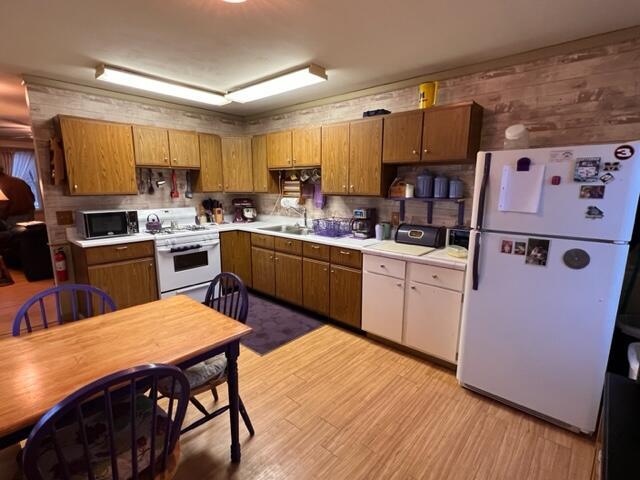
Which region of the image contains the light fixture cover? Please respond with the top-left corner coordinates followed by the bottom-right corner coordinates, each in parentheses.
top-left (95, 65), bottom-right (230, 106)
top-left (225, 64), bottom-right (327, 103)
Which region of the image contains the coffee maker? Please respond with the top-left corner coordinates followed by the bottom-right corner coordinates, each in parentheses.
top-left (232, 198), bottom-right (257, 223)
top-left (350, 208), bottom-right (376, 238)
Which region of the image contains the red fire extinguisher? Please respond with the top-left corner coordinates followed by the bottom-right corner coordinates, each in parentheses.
top-left (54, 249), bottom-right (68, 282)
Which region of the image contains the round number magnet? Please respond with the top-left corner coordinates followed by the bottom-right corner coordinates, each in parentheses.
top-left (614, 145), bottom-right (635, 160)
top-left (563, 249), bottom-right (591, 269)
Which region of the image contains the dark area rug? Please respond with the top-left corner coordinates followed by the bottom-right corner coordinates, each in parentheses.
top-left (241, 293), bottom-right (324, 355)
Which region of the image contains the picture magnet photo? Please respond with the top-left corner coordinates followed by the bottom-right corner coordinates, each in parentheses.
top-left (525, 238), bottom-right (550, 266)
top-left (579, 185), bottom-right (605, 199)
top-left (574, 158), bottom-right (601, 182)
top-left (501, 239), bottom-right (514, 254)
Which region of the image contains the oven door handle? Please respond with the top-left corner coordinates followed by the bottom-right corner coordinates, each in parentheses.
top-left (157, 240), bottom-right (220, 253)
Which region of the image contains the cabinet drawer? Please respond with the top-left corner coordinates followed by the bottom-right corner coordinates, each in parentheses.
top-left (303, 241), bottom-right (330, 261)
top-left (85, 241), bottom-right (155, 266)
top-left (274, 236), bottom-right (303, 255)
top-left (407, 262), bottom-right (464, 291)
top-left (363, 254), bottom-right (405, 280)
top-left (251, 233), bottom-right (275, 250)
top-left (330, 247), bottom-right (362, 269)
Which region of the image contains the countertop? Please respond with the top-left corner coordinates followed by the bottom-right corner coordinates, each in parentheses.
top-left (67, 216), bottom-right (467, 270)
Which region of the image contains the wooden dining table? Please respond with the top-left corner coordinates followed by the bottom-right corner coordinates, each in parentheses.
top-left (0, 295), bottom-right (252, 462)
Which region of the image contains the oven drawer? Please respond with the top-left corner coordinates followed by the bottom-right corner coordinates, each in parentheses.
top-left (363, 254), bottom-right (405, 279)
top-left (303, 241), bottom-right (330, 261)
top-left (85, 241), bottom-right (155, 266)
top-left (274, 237), bottom-right (303, 255)
top-left (251, 233), bottom-right (275, 250)
top-left (407, 262), bottom-right (464, 291)
top-left (330, 247), bottom-right (362, 269)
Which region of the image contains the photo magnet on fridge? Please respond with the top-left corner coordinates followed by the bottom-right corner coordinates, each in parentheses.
top-left (579, 185), bottom-right (605, 199)
top-left (614, 144), bottom-right (635, 160)
top-left (574, 158), bottom-right (601, 182)
top-left (586, 206), bottom-right (604, 219)
top-left (600, 173), bottom-right (615, 184)
top-left (513, 242), bottom-right (527, 256)
top-left (500, 239), bottom-right (514, 254)
top-left (603, 162), bottom-right (621, 172)
top-left (550, 150), bottom-right (573, 163)
top-left (525, 238), bottom-right (550, 266)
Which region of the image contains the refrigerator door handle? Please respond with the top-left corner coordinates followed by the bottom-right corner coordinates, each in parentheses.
top-left (472, 231), bottom-right (481, 290)
top-left (475, 152), bottom-right (492, 229)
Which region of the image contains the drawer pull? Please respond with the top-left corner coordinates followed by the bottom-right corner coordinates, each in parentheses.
top-left (323, 268), bottom-right (328, 272)
top-left (330, 269), bottom-right (335, 273)
top-left (115, 246), bottom-right (128, 251)
top-left (311, 245), bottom-right (320, 249)
top-left (287, 241), bottom-right (292, 245)
top-left (339, 250), bottom-right (351, 255)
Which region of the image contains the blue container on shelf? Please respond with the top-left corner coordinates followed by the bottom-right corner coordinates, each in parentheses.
top-left (449, 177), bottom-right (464, 199)
top-left (415, 170), bottom-right (433, 198)
top-left (434, 174), bottom-right (449, 198)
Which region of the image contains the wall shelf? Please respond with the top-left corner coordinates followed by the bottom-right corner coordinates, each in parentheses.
top-left (390, 197), bottom-right (465, 225)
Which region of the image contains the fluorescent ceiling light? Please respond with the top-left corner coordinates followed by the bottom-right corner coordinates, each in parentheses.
top-left (225, 64), bottom-right (327, 103)
top-left (96, 65), bottom-right (230, 106)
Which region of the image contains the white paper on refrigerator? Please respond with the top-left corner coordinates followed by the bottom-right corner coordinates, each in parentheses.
top-left (498, 165), bottom-right (545, 213)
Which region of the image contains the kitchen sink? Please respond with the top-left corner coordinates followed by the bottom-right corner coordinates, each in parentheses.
top-left (259, 224), bottom-right (314, 236)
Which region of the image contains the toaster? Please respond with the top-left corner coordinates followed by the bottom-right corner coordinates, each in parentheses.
top-left (395, 224), bottom-right (446, 248)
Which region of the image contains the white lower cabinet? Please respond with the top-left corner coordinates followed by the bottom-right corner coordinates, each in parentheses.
top-left (362, 271), bottom-right (405, 343)
top-left (404, 281), bottom-right (462, 363)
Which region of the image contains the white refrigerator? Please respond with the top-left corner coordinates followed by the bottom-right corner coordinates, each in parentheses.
top-left (457, 140), bottom-right (640, 433)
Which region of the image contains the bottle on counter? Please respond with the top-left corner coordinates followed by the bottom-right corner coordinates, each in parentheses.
top-left (375, 223), bottom-right (383, 241)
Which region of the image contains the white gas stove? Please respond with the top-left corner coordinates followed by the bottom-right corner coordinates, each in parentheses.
top-left (137, 207), bottom-right (222, 302)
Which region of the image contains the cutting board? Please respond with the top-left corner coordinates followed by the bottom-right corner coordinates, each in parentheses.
top-left (367, 241), bottom-right (435, 257)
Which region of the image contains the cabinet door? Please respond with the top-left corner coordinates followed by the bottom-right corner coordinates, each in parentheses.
top-left (222, 137), bottom-right (253, 192)
top-left (60, 117), bottom-right (137, 195)
top-left (292, 126), bottom-right (321, 167)
top-left (251, 247), bottom-right (275, 296)
top-left (234, 231), bottom-right (253, 288)
top-left (422, 103), bottom-right (481, 163)
top-left (132, 125), bottom-right (170, 167)
top-left (266, 130), bottom-right (292, 168)
top-left (196, 133), bottom-right (223, 192)
top-left (220, 231), bottom-right (236, 274)
top-left (88, 257), bottom-right (158, 309)
top-left (252, 135), bottom-right (279, 193)
top-left (168, 130), bottom-right (200, 168)
top-left (330, 265), bottom-right (362, 328)
top-left (404, 281), bottom-right (462, 363)
top-left (321, 123), bottom-right (349, 195)
top-left (274, 252), bottom-right (302, 306)
top-left (362, 272), bottom-right (405, 343)
top-left (303, 258), bottom-right (330, 316)
top-left (349, 118), bottom-right (383, 195)
top-left (382, 111), bottom-right (423, 164)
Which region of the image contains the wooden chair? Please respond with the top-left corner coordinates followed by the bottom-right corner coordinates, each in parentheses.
top-left (22, 364), bottom-right (190, 480)
top-left (163, 272), bottom-right (254, 436)
top-left (12, 284), bottom-right (116, 336)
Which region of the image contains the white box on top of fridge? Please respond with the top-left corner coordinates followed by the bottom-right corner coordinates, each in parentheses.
top-left (457, 140), bottom-right (640, 433)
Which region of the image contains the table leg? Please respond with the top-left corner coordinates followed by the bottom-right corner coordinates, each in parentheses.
top-left (226, 341), bottom-right (241, 463)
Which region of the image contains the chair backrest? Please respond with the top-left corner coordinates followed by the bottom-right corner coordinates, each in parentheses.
top-left (204, 272), bottom-right (249, 323)
top-left (23, 364), bottom-right (190, 480)
top-left (12, 284), bottom-right (116, 336)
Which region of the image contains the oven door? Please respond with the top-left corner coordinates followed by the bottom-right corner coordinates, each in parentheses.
top-left (160, 282), bottom-right (211, 303)
top-left (156, 240), bottom-right (221, 293)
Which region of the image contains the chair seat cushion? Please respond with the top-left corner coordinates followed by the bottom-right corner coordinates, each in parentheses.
top-left (159, 354), bottom-right (227, 396)
top-left (35, 394), bottom-right (170, 480)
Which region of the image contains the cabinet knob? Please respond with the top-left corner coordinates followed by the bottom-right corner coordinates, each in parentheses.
top-left (164, 157), bottom-right (168, 161)
top-left (410, 285), bottom-right (417, 290)
top-left (323, 268), bottom-right (328, 272)
top-left (287, 241), bottom-right (292, 245)
top-left (380, 264), bottom-right (385, 268)
top-left (73, 184), bottom-right (78, 190)
top-left (149, 263), bottom-right (153, 267)
top-left (330, 270), bottom-right (335, 273)
top-left (397, 283), bottom-right (403, 287)
top-left (412, 150), bottom-right (417, 155)
top-left (424, 148), bottom-right (429, 153)
top-left (350, 185), bottom-right (354, 190)
top-left (432, 274), bottom-right (438, 279)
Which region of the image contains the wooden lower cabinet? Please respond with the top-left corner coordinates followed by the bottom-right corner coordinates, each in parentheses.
top-left (303, 258), bottom-right (330, 316)
top-left (88, 258), bottom-right (158, 309)
top-left (330, 265), bottom-right (362, 328)
top-left (251, 247), bottom-right (275, 296)
top-left (220, 231), bottom-right (253, 287)
top-left (274, 252), bottom-right (302, 306)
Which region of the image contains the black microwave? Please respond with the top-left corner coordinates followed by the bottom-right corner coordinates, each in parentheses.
top-left (446, 227), bottom-right (470, 250)
top-left (76, 210), bottom-right (139, 239)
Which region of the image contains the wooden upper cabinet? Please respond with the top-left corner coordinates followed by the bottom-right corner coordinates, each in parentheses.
top-left (422, 102), bottom-right (483, 163)
top-left (132, 125), bottom-right (170, 167)
top-left (382, 111), bottom-right (424, 164)
top-left (292, 126), bottom-right (321, 167)
top-left (221, 136), bottom-right (253, 192)
top-left (252, 135), bottom-right (278, 193)
top-left (266, 130), bottom-right (292, 168)
top-left (195, 133), bottom-right (223, 192)
top-left (320, 123), bottom-right (349, 195)
top-left (59, 116), bottom-right (137, 195)
top-left (348, 117), bottom-right (383, 196)
top-left (168, 130), bottom-right (200, 168)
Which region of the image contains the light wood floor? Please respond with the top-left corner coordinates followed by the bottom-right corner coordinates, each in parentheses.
top-left (0, 269), bottom-right (54, 338)
top-left (176, 326), bottom-right (596, 480)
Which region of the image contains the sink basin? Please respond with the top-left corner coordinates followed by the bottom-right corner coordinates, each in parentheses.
top-left (259, 225), bottom-right (314, 236)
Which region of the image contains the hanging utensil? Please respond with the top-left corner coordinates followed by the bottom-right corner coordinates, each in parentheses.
top-left (185, 170), bottom-right (193, 199)
top-left (137, 169), bottom-right (146, 194)
top-left (170, 169), bottom-right (179, 199)
top-left (156, 171), bottom-right (166, 188)
top-left (147, 169), bottom-right (154, 195)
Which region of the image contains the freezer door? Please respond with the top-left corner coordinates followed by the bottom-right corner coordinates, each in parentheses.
top-left (457, 230), bottom-right (628, 433)
top-left (471, 141), bottom-right (640, 241)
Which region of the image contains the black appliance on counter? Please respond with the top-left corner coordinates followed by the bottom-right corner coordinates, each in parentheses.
top-left (395, 224), bottom-right (446, 248)
top-left (350, 208), bottom-right (376, 239)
